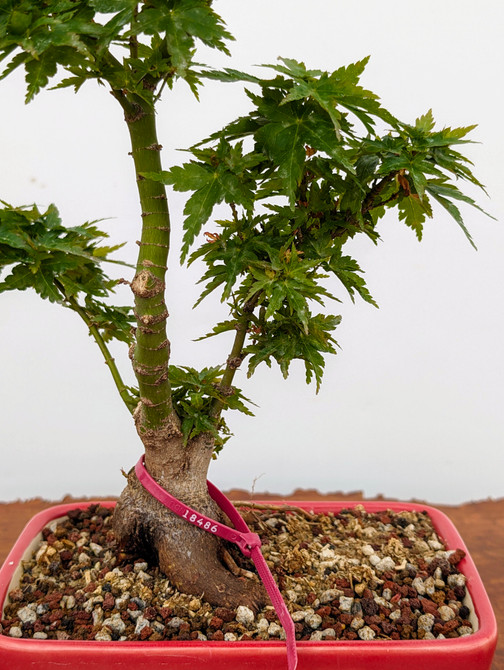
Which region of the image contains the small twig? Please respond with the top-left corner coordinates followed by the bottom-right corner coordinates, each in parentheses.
top-left (234, 501), bottom-right (314, 520)
top-left (222, 549), bottom-right (258, 581)
top-left (221, 548), bottom-right (241, 575)
top-left (230, 201), bottom-right (239, 224)
top-left (251, 473), bottom-right (265, 497)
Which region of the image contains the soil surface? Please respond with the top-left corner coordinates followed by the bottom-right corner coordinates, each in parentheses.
top-left (1, 492), bottom-right (502, 669)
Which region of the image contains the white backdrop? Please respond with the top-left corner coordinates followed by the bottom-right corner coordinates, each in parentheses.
top-left (1, 0), bottom-right (503, 504)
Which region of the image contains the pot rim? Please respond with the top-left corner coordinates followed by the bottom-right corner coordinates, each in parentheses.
top-left (0, 500), bottom-right (497, 655)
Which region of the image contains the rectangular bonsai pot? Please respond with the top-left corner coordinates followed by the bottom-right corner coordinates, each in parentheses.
top-left (0, 500), bottom-right (497, 670)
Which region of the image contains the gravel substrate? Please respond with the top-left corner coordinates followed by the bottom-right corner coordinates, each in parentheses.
top-left (0, 503), bottom-right (474, 642)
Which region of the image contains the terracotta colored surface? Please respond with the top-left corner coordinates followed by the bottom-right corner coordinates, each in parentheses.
top-left (1, 493), bottom-right (502, 669)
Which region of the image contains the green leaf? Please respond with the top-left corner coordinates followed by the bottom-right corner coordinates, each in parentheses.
top-left (256, 119), bottom-right (306, 205)
top-left (144, 163), bottom-right (210, 191)
top-left (398, 194), bottom-right (432, 241)
top-left (415, 109), bottom-right (436, 133)
top-left (426, 188), bottom-right (477, 249)
top-left (426, 180), bottom-right (493, 218)
top-left (0, 263), bottom-right (36, 294)
top-left (89, 0), bottom-right (136, 11)
top-left (34, 266), bottom-right (66, 302)
top-left (284, 284), bottom-right (309, 333)
top-left (408, 166), bottom-right (428, 199)
top-left (193, 264), bottom-right (228, 307)
top-left (25, 50), bottom-right (58, 101)
top-left (428, 124), bottom-right (478, 146)
top-left (7, 10), bottom-right (33, 36)
top-left (326, 253), bottom-right (377, 306)
top-left (195, 319), bottom-right (238, 341)
top-left (200, 67), bottom-right (262, 84)
top-left (0, 51), bottom-right (29, 81)
top-left (181, 176), bottom-right (223, 259)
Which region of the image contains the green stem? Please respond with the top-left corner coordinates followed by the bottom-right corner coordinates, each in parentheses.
top-left (61, 290), bottom-right (136, 414)
top-left (120, 95), bottom-right (174, 431)
top-left (211, 293), bottom-right (260, 418)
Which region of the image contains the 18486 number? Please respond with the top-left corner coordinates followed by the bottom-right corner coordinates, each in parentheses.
top-left (182, 509), bottom-right (218, 533)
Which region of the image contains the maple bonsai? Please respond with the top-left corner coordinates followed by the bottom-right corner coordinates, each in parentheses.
top-left (0, 1), bottom-right (488, 609)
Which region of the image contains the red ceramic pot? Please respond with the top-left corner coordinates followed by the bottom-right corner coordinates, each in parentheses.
top-left (0, 500), bottom-right (497, 670)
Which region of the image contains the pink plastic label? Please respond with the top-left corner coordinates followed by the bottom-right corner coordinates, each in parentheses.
top-left (135, 456), bottom-right (297, 670)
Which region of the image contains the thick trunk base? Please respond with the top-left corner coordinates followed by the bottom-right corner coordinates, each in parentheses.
top-left (113, 469), bottom-right (267, 611)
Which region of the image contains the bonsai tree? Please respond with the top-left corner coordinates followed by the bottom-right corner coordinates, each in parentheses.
top-left (0, 1), bottom-right (489, 609)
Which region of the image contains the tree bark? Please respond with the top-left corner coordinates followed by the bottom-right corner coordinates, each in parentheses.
top-left (111, 93), bottom-right (266, 610)
top-left (113, 432), bottom-right (266, 610)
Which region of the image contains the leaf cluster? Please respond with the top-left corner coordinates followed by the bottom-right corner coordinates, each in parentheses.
top-left (147, 58), bottom-right (489, 390)
top-left (360, 108), bottom-right (488, 246)
top-left (0, 0), bottom-right (233, 102)
top-left (168, 365), bottom-right (254, 453)
top-left (0, 202), bottom-right (134, 344)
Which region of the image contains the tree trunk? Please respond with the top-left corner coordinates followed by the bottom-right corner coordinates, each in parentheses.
top-left (111, 93), bottom-right (266, 610)
top-left (113, 429), bottom-right (267, 610)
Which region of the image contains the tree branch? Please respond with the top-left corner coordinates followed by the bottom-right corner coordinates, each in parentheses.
top-left (362, 172), bottom-right (398, 215)
top-left (56, 285), bottom-right (137, 415)
top-left (211, 292), bottom-right (261, 418)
